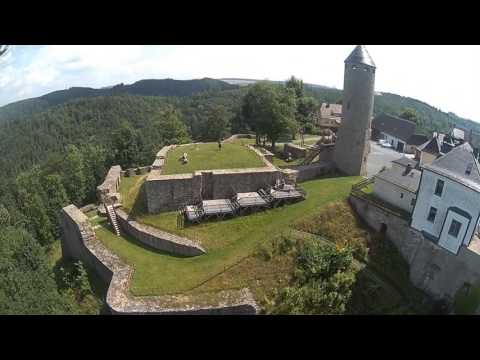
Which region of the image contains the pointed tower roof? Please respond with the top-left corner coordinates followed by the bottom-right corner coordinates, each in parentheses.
top-left (345, 45), bottom-right (376, 67)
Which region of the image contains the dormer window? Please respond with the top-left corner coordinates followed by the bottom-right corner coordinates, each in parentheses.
top-left (466, 163), bottom-right (473, 175)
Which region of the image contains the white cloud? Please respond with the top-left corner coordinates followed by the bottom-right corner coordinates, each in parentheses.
top-left (0, 45), bottom-right (479, 122)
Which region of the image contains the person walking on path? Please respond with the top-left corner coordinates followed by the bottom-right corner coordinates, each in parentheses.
top-left (218, 139), bottom-right (222, 151)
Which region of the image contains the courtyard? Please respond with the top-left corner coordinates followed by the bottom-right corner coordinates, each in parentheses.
top-left (161, 142), bottom-right (266, 175)
top-left (93, 176), bottom-right (361, 298)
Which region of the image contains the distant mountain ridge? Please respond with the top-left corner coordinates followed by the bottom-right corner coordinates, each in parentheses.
top-left (0, 78), bottom-right (238, 123)
top-left (1, 76), bottom-right (479, 136)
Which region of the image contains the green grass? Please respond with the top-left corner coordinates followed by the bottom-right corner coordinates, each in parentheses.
top-left (93, 176), bottom-right (361, 296)
top-left (271, 156), bottom-right (304, 167)
top-left (454, 284), bottom-right (480, 314)
top-left (162, 143), bottom-right (266, 175)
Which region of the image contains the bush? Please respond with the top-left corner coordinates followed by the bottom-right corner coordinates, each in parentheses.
top-left (269, 241), bottom-right (357, 315)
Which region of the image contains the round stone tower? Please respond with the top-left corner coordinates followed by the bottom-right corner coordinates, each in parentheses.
top-left (333, 45), bottom-right (376, 176)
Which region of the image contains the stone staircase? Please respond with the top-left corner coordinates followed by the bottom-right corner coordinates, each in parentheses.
top-left (301, 146), bottom-right (322, 165)
top-left (105, 204), bottom-right (121, 236)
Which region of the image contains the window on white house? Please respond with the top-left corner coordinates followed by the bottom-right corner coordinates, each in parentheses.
top-left (427, 207), bottom-right (437, 223)
top-left (434, 179), bottom-right (444, 196)
top-left (411, 198), bottom-right (415, 206)
top-left (400, 193), bottom-right (404, 199)
top-left (448, 220), bottom-right (462, 238)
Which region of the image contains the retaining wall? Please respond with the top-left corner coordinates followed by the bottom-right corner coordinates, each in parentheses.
top-left (115, 208), bottom-right (205, 256)
top-left (145, 144), bottom-right (282, 213)
top-left (60, 204), bottom-right (258, 314)
top-left (284, 161), bottom-right (335, 182)
top-left (349, 194), bottom-right (480, 303)
top-left (284, 143), bottom-right (307, 158)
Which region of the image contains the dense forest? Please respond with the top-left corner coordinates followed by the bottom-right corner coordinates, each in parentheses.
top-left (1, 76), bottom-right (478, 314)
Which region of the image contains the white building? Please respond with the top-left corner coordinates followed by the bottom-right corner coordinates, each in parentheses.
top-left (373, 164), bottom-right (421, 213)
top-left (371, 113), bottom-right (417, 153)
top-left (411, 143), bottom-right (480, 255)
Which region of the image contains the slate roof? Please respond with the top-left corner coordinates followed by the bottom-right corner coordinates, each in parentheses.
top-left (345, 45), bottom-right (376, 67)
top-left (319, 103), bottom-right (342, 118)
top-left (406, 134), bottom-right (429, 146)
top-left (375, 166), bottom-right (421, 193)
top-left (392, 156), bottom-right (419, 169)
top-left (371, 113), bottom-right (416, 142)
top-left (424, 142), bottom-right (480, 192)
top-left (417, 137), bottom-right (442, 155)
top-left (452, 128), bottom-right (465, 140)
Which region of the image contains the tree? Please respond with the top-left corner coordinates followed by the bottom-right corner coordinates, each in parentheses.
top-left (399, 107), bottom-right (419, 124)
top-left (242, 82), bottom-right (296, 150)
top-left (270, 241), bottom-right (357, 315)
top-left (0, 223), bottom-right (73, 314)
top-left (285, 76), bottom-right (304, 99)
top-left (157, 107), bottom-right (190, 145)
top-left (112, 121), bottom-right (142, 169)
top-left (198, 104), bottom-right (232, 141)
top-left (62, 145), bottom-right (87, 206)
top-left (15, 169), bottom-right (56, 246)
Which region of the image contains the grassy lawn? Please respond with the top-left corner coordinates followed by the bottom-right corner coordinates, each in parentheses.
top-left (454, 283), bottom-right (480, 314)
top-left (93, 176), bottom-right (361, 297)
top-left (162, 142), bottom-right (266, 175)
top-left (271, 156), bottom-right (304, 167)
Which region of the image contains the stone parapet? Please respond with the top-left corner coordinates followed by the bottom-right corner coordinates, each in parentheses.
top-left (115, 208), bottom-right (205, 256)
top-left (97, 165), bottom-right (122, 203)
top-left (60, 204), bottom-right (258, 315)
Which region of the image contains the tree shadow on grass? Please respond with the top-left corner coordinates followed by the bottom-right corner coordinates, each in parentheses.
top-left (128, 182), bottom-right (148, 218)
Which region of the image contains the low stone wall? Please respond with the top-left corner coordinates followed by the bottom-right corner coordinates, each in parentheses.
top-left (97, 165), bottom-right (122, 203)
top-left (60, 204), bottom-right (258, 315)
top-left (120, 166), bottom-right (152, 178)
top-left (284, 143), bottom-right (307, 159)
top-left (349, 194), bottom-right (480, 303)
top-left (284, 161), bottom-right (335, 182)
top-left (115, 209), bottom-right (205, 256)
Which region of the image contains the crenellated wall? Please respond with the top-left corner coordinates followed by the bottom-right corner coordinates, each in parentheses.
top-left (60, 204), bottom-right (258, 315)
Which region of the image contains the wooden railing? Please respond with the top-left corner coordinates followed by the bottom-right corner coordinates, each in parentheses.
top-left (350, 177), bottom-right (411, 220)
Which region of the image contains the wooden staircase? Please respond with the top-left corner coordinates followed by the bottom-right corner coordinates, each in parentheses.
top-left (105, 204), bottom-right (121, 236)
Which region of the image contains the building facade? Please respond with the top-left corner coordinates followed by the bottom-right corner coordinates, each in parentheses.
top-left (411, 143), bottom-right (480, 254)
top-left (373, 165), bottom-right (420, 213)
top-left (333, 45), bottom-right (376, 176)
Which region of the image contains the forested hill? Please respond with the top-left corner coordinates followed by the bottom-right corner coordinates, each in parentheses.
top-left (306, 86), bottom-right (480, 135)
top-left (0, 78), bottom-right (238, 123)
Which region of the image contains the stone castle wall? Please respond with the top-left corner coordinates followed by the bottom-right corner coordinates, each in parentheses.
top-left (115, 208), bottom-right (205, 256)
top-left (96, 165), bottom-right (122, 204)
top-left (349, 194), bottom-right (480, 303)
top-left (283, 143), bottom-right (307, 159)
top-left (284, 161), bottom-right (335, 183)
top-left (145, 144), bottom-right (282, 213)
top-left (60, 204), bottom-right (258, 315)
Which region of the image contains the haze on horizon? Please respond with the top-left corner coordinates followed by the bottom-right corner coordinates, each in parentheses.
top-left (0, 45), bottom-right (478, 122)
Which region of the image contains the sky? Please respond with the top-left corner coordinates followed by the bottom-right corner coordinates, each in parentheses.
top-left (0, 45), bottom-right (479, 121)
